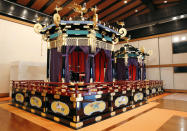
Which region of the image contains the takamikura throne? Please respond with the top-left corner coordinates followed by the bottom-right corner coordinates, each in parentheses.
top-left (11, 4), bottom-right (163, 129)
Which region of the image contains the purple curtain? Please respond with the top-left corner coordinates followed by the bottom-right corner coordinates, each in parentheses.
top-left (137, 63), bottom-right (141, 80)
top-left (50, 48), bottom-right (62, 82)
top-left (92, 48), bottom-right (101, 82)
top-left (116, 58), bottom-right (126, 80)
top-left (128, 58), bottom-right (139, 80)
top-left (91, 48), bottom-right (112, 82)
top-left (142, 61), bottom-right (146, 80)
top-left (104, 50), bottom-right (112, 82)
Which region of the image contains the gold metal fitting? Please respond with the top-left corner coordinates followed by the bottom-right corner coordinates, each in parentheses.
top-left (70, 122), bottom-right (83, 128)
top-left (95, 116), bottom-right (102, 122)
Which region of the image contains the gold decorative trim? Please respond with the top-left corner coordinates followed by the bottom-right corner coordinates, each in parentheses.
top-left (73, 116), bottom-right (80, 122)
top-left (95, 116), bottom-right (102, 122)
top-left (54, 117), bottom-right (60, 122)
top-left (70, 97), bottom-right (83, 102)
top-left (54, 95), bottom-right (60, 99)
top-left (22, 106), bottom-right (26, 110)
top-left (73, 102), bottom-right (76, 108)
top-left (111, 93), bottom-right (115, 96)
top-left (41, 113), bottom-right (46, 117)
top-left (22, 90), bottom-right (27, 93)
top-left (97, 91), bottom-right (103, 94)
top-left (31, 91), bottom-right (35, 95)
top-left (95, 95), bottom-right (102, 98)
top-left (122, 91), bottom-right (126, 94)
top-left (73, 116), bottom-right (76, 122)
top-left (31, 109), bottom-right (35, 113)
top-left (41, 93), bottom-right (46, 97)
top-left (122, 107), bottom-right (127, 112)
top-left (111, 112), bottom-right (116, 116)
top-left (77, 102), bottom-right (80, 108)
top-left (70, 122), bottom-right (83, 128)
top-left (114, 89), bottom-right (119, 92)
top-left (111, 96), bottom-right (113, 101)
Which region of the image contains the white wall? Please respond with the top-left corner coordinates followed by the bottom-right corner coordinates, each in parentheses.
top-left (139, 38), bottom-right (159, 65)
top-left (129, 33), bottom-right (187, 90)
top-left (0, 19), bottom-right (47, 93)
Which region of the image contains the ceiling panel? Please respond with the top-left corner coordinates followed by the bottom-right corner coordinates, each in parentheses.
top-left (153, 0), bottom-right (181, 4)
top-left (86, 0), bottom-right (116, 19)
top-left (135, 8), bottom-right (150, 16)
top-left (112, 4), bottom-right (146, 22)
top-left (99, 0), bottom-right (133, 19)
top-left (43, 0), bottom-right (68, 14)
top-left (102, 0), bottom-right (142, 21)
top-left (31, 0), bottom-right (49, 10)
top-left (17, 0), bottom-right (31, 6)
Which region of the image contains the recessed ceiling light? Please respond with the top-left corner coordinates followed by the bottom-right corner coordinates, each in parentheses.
top-left (10, 6), bottom-right (14, 11)
top-left (181, 36), bottom-right (186, 41)
top-left (22, 9), bottom-right (28, 15)
top-left (135, 9), bottom-right (138, 12)
top-left (173, 37), bottom-right (179, 42)
top-left (124, 0), bottom-right (128, 4)
top-left (180, 15), bottom-right (184, 18)
top-left (164, 1), bottom-right (167, 3)
top-left (172, 17), bottom-right (177, 20)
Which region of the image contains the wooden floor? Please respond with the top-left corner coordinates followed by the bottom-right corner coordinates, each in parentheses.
top-left (0, 93), bottom-right (187, 131)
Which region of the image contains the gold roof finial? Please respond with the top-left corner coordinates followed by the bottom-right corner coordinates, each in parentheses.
top-left (55, 5), bottom-right (62, 13)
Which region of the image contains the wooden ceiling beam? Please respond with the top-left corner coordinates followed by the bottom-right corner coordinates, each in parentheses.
top-left (17, 0), bottom-right (31, 6)
top-left (31, 0), bottom-right (49, 10)
top-left (153, 0), bottom-right (181, 4)
top-left (141, 0), bottom-right (156, 11)
top-left (86, 0), bottom-right (116, 20)
top-left (111, 4), bottom-right (146, 22)
top-left (26, 0), bottom-right (36, 7)
top-left (39, 0), bottom-right (54, 12)
top-left (157, 2), bottom-right (178, 8)
top-left (50, 0), bottom-right (73, 15)
top-left (102, 0), bottom-right (141, 22)
top-left (43, 0), bottom-right (67, 14)
top-left (99, 0), bottom-right (133, 20)
top-left (135, 8), bottom-right (150, 16)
